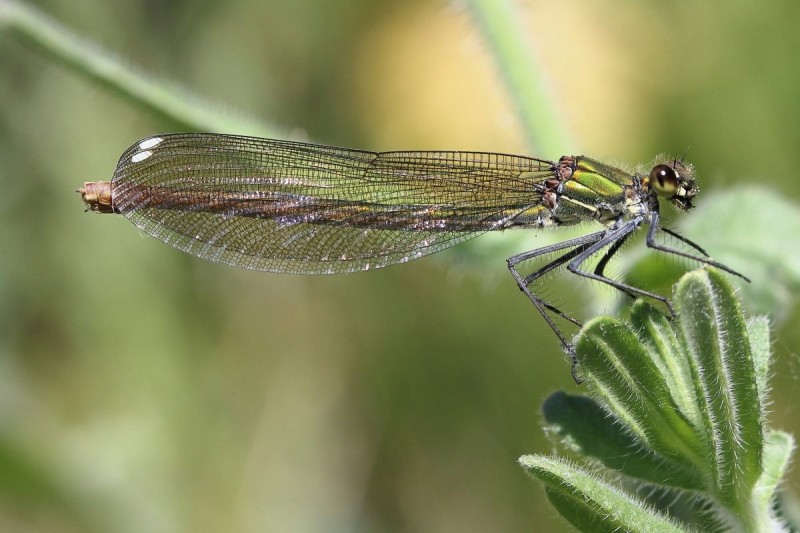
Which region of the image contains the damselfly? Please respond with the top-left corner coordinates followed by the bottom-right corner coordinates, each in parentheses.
top-left (79, 133), bottom-right (747, 380)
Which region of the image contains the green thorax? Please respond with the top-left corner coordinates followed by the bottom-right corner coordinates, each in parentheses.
top-left (552, 156), bottom-right (635, 226)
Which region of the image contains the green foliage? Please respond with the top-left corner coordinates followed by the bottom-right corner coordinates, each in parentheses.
top-left (681, 187), bottom-right (800, 323)
top-left (521, 269), bottom-right (796, 532)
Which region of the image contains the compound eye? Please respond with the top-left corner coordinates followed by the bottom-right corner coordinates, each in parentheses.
top-left (649, 164), bottom-right (679, 197)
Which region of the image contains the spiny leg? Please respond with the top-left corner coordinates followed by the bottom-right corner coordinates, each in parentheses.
top-left (659, 226), bottom-right (709, 257)
top-left (647, 211), bottom-right (750, 282)
top-left (521, 213), bottom-right (748, 382)
top-left (510, 229), bottom-right (610, 286)
top-left (566, 218), bottom-right (675, 316)
top-left (507, 230), bottom-right (608, 382)
top-left (587, 213), bottom-right (747, 306)
top-left (520, 241), bottom-right (597, 324)
top-left (593, 230), bottom-right (636, 299)
top-left (509, 229), bottom-right (608, 326)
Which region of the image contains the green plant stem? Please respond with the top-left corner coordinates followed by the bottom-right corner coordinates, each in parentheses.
top-left (466, 0), bottom-right (574, 155)
top-left (0, 0), bottom-right (276, 136)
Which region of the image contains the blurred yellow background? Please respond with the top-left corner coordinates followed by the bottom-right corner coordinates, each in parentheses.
top-left (0, 1), bottom-right (798, 531)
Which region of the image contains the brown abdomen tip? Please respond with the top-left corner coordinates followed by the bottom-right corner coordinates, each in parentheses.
top-left (78, 181), bottom-right (114, 213)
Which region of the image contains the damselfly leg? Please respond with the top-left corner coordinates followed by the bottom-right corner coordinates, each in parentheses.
top-left (646, 212), bottom-right (750, 281)
top-left (508, 210), bottom-right (748, 383)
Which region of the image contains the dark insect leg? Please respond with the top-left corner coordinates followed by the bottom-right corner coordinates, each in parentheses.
top-left (567, 218), bottom-right (674, 315)
top-left (647, 212), bottom-right (750, 282)
top-left (508, 229), bottom-right (608, 326)
top-left (659, 226), bottom-right (709, 257)
top-left (593, 230), bottom-right (636, 299)
top-left (514, 212), bottom-right (748, 382)
top-left (520, 241), bottom-right (600, 323)
top-left (507, 229), bottom-right (608, 382)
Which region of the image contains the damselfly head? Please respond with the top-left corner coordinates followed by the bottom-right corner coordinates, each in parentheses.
top-left (645, 159), bottom-right (697, 210)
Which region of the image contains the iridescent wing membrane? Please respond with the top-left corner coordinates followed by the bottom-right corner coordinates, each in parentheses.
top-left (111, 134), bottom-right (556, 273)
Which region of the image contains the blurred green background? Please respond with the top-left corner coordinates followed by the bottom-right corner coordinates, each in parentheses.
top-left (1, 1), bottom-right (799, 531)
